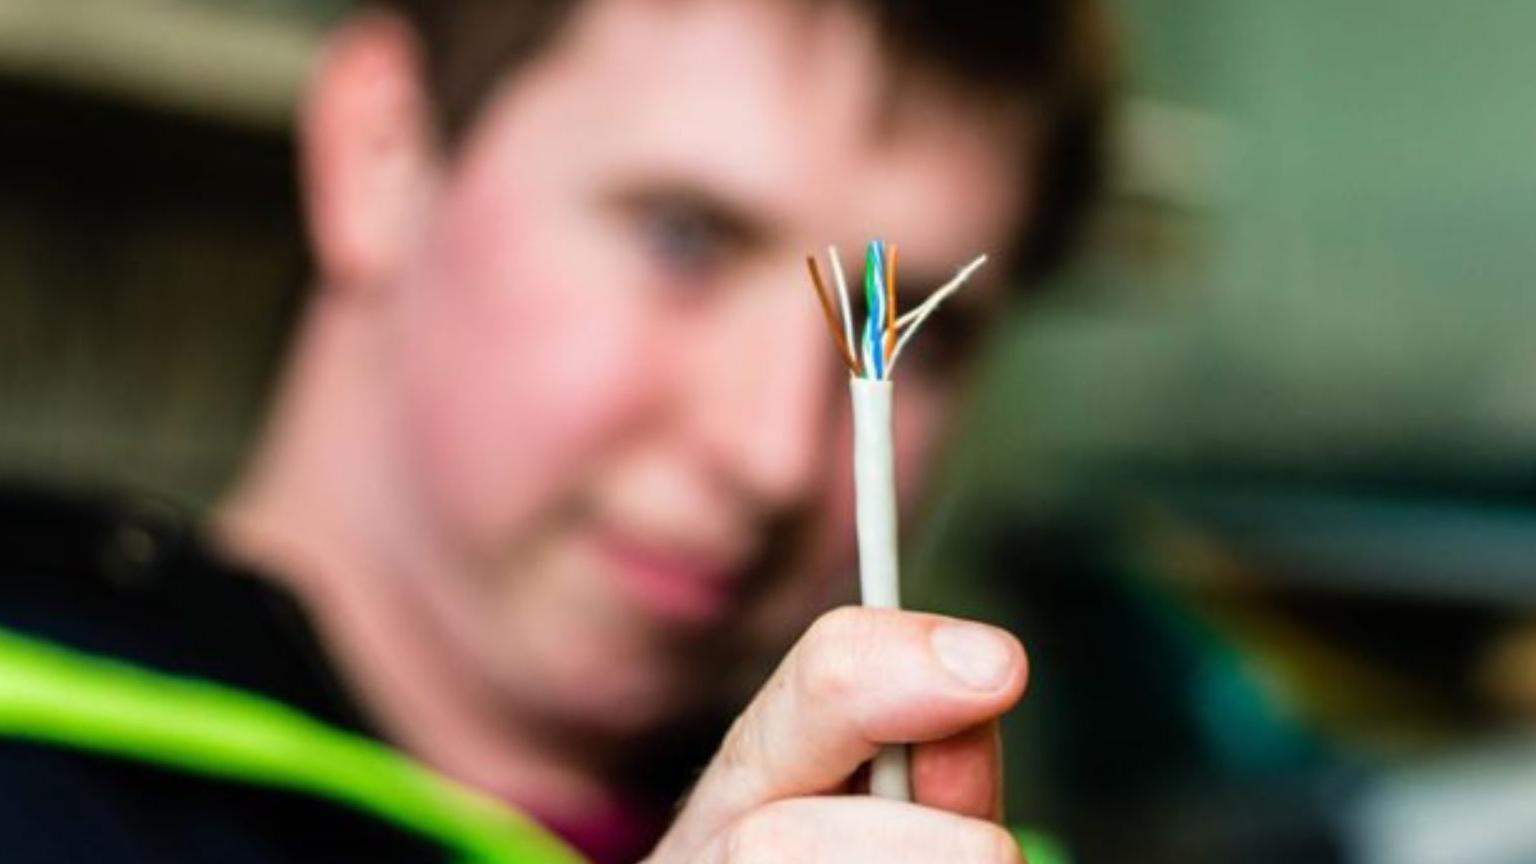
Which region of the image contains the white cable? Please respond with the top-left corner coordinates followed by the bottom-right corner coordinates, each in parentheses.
top-left (889, 255), bottom-right (989, 371)
top-left (849, 377), bottom-right (910, 800)
top-left (827, 246), bottom-right (857, 369)
top-left (833, 247), bottom-right (985, 801)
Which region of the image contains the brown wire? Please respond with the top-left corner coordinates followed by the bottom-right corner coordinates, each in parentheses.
top-left (806, 255), bottom-right (861, 376)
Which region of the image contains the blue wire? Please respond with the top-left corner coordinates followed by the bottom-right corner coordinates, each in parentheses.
top-left (863, 240), bottom-right (885, 379)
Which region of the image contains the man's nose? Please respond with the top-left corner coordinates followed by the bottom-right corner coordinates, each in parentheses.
top-left (691, 275), bottom-right (836, 510)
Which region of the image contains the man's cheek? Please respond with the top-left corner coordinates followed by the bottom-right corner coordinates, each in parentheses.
top-left (893, 395), bottom-right (945, 515)
top-left (398, 272), bottom-right (659, 553)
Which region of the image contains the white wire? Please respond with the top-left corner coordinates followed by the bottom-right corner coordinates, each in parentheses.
top-left (888, 254), bottom-right (988, 370)
top-left (827, 245), bottom-right (856, 370)
top-left (893, 253), bottom-right (988, 330)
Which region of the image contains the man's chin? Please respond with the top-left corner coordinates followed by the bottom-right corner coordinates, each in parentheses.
top-left (488, 562), bottom-right (758, 737)
top-left (503, 625), bottom-right (706, 738)
top-left (533, 666), bottom-right (698, 740)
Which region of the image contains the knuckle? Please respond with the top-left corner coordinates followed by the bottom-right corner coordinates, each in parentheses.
top-left (795, 607), bottom-right (870, 703)
top-left (803, 605), bottom-right (868, 647)
top-left (722, 805), bottom-right (792, 864)
top-left (719, 820), bottom-right (755, 864)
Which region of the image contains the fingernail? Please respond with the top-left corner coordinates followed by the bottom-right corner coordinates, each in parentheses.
top-left (931, 623), bottom-right (1013, 691)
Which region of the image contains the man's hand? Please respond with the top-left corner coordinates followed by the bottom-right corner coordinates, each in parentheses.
top-left (646, 606), bottom-right (1029, 863)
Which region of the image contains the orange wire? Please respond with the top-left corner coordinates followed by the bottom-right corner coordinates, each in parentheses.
top-left (806, 255), bottom-right (861, 376)
top-left (883, 244), bottom-right (899, 365)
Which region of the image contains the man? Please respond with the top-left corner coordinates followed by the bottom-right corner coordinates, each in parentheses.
top-left (0, 0), bottom-right (1109, 861)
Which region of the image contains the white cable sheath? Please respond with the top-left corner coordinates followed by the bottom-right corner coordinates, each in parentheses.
top-left (849, 377), bottom-right (910, 801)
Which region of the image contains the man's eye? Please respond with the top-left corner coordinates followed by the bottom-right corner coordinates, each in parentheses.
top-left (639, 202), bottom-right (730, 280)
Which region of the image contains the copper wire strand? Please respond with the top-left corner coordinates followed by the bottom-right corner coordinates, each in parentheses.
top-left (883, 244), bottom-right (898, 365)
top-left (806, 255), bottom-right (862, 375)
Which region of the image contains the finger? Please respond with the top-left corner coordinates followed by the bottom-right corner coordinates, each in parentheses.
top-left (697, 796), bottom-right (1023, 864)
top-left (911, 721), bottom-right (1003, 822)
top-left (658, 607), bottom-right (1027, 858)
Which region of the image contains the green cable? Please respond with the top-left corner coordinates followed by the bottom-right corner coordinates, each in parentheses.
top-left (1014, 826), bottom-right (1075, 864)
top-left (0, 626), bottom-right (586, 864)
top-left (0, 625), bottom-right (1074, 863)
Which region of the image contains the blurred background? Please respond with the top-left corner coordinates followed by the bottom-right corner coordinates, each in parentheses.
top-left (3, 1), bottom-right (1534, 862)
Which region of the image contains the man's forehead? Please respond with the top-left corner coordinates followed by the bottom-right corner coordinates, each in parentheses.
top-left (553, 0), bottom-right (1029, 269)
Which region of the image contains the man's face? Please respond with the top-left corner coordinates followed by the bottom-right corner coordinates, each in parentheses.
top-left (382, 0), bottom-right (1028, 733)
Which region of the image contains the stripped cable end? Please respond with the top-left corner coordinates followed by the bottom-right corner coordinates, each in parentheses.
top-left (805, 243), bottom-right (987, 379)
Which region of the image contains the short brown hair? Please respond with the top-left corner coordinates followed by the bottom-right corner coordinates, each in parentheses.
top-left (373, 0), bottom-right (1115, 281)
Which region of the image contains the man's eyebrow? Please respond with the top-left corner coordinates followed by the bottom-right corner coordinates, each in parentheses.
top-left (601, 177), bottom-right (777, 249)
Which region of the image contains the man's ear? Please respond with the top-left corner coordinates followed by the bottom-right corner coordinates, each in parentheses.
top-left (300, 12), bottom-right (438, 296)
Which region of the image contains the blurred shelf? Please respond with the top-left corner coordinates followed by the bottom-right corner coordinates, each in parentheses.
top-left (1146, 481), bottom-right (1536, 610)
top-left (0, 0), bottom-right (327, 128)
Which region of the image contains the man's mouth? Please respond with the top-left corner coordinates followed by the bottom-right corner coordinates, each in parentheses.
top-left (594, 529), bottom-right (743, 628)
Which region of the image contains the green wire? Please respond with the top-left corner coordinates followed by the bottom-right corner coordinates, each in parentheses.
top-left (0, 626), bottom-right (586, 864)
top-left (862, 240), bottom-right (886, 378)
